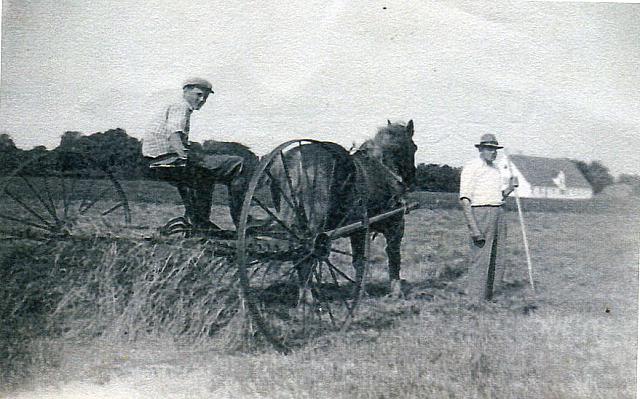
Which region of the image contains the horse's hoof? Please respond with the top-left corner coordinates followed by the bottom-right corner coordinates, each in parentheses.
top-left (297, 288), bottom-right (312, 304)
top-left (388, 279), bottom-right (405, 299)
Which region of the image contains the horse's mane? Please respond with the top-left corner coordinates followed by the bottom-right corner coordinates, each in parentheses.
top-left (357, 121), bottom-right (410, 158)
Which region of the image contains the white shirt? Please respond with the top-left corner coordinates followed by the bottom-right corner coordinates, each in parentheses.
top-left (459, 158), bottom-right (509, 206)
top-left (142, 98), bottom-right (193, 158)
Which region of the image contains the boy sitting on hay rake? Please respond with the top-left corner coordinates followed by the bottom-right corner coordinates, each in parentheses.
top-left (142, 77), bottom-right (252, 234)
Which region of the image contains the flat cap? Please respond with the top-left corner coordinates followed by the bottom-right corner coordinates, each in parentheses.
top-left (182, 77), bottom-right (214, 93)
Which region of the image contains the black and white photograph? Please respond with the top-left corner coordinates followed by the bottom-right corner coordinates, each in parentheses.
top-left (1, 1), bottom-right (638, 398)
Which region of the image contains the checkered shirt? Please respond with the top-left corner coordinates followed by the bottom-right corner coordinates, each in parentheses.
top-left (142, 98), bottom-right (193, 158)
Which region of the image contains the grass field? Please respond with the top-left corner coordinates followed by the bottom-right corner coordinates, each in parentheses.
top-left (0, 187), bottom-right (638, 398)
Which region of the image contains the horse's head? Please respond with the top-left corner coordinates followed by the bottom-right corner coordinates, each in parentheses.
top-left (372, 119), bottom-right (418, 188)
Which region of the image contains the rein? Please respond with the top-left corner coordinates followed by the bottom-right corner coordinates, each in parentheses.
top-left (375, 157), bottom-right (406, 187)
top-left (357, 147), bottom-right (407, 188)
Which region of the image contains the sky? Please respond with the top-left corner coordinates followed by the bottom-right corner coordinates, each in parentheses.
top-left (1, 1), bottom-right (639, 176)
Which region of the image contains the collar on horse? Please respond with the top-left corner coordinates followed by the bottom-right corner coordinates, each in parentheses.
top-left (376, 157), bottom-right (406, 187)
top-left (354, 146), bottom-right (407, 188)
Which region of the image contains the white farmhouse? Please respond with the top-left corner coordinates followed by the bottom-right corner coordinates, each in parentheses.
top-left (500, 155), bottom-right (593, 200)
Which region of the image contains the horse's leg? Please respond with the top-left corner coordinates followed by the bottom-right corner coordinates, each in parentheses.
top-left (384, 216), bottom-right (405, 282)
top-left (350, 230), bottom-right (367, 284)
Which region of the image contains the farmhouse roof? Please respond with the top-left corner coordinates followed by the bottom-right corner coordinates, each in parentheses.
top-left (509, 155), bottom-right (592, 189)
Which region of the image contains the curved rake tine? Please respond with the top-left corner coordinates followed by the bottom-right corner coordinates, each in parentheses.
top-left (251, 197), bottom-right (302, 241)
top-left (249, 262), bottom-right (267, 280)
top-left (246, 257), bottom-right (280, 281)
top-left (213, 261), bottom-right (238, 285)
top-left (208, 298), bottom-right (240, 327)
top-left (3, 189), bottom-right (55, 229)
top-left (78, 186), bottom-right (114, 215)
top-left (279, 150), bottom-right (308, 226)
top-left (102, 202), bottom-right (125, 216)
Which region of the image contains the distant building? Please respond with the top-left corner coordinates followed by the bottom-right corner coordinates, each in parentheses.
top-left (501, 155), bottom-right (593, 200)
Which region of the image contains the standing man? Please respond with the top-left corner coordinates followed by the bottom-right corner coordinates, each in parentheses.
top-left (459, 134), bottom-right (518, 306)
top-left (142, 78), bottom-right (249, 230)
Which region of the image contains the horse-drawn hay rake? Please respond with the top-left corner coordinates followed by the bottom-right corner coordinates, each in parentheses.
top-left (0, 138), bottom-right (417, 350)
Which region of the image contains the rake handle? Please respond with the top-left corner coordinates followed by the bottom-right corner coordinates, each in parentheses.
top-left (504, 149), bottom-right (535, 292)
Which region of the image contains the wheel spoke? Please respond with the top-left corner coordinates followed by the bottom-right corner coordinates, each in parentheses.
top-left (324, 170), bottom-right (355, 235)
top-left (42, 176), bottom-right (61, 224)
top-left (3, 188), bottom-right (54, 228)
top-left (251, 197), bottom-right (302, 241)
top-left (279, 151), bottom-right (309, 228)
top-left (68, 177), bottom-right (79, 203)
top-left (279, 253), bottom-right (313, 280)
top-left (320, 160), bottom-right (337, 232)
top-left (327, 202), bottom-right (359, 241)
top-left (323, 258), bottom-right (356, 284)
top-left (19, 176), bottom-right (58, 222)
top-left (297, 261), bottom-right (315, 334)
top-left (237, 139), bottom-right (368, 350)
top-left (264, 168), bottom-right (307, 232)
top-left (323, 259), bottom-right (357, 319)
top-left (298, 145), bottom-right (315, 227)
top-left (0, 212), bottom-right (52, 231)
top-left (330, 248), bottom-right (353, 257)
top-left (311, 266), bottom-right (336, 327)
top-left (60, 176), bottom-right (70, 219)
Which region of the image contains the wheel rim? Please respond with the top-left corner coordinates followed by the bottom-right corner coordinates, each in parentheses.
top-left (0, 151), bottom-right (131, 238)
top-left (236, 140), bottom-right (369, 350)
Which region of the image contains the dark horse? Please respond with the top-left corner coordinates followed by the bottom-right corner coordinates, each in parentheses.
top-left (270, 120), bottom-right (417, 289)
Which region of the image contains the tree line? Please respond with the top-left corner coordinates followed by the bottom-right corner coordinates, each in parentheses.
top-left (0, 130), bottom-right (633, 194)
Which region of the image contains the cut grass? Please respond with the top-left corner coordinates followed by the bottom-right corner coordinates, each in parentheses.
top-left (1, 202), bottom-right (637, 398)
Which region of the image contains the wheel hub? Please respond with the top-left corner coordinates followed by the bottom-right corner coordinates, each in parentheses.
top-left (312, 233), bottom-right (331, 259)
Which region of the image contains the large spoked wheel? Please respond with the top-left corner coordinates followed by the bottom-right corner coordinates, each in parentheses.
top-left (0, 151), bottom-right (131, 239)
top-left (236, 140), bottom-right (370, 350)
